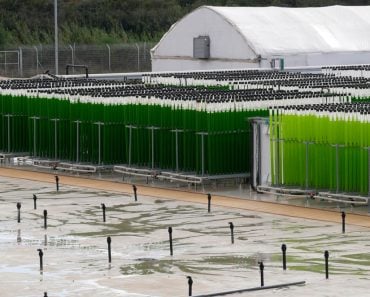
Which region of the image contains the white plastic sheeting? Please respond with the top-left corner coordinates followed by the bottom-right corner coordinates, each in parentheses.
top-left (152, 5), bottom-right (370, 72)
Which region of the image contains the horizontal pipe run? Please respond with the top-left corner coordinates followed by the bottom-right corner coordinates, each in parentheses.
top-left (318, 192), bottom-right (368, 203)
top-left (257, 185), bottom-right (312, 195)
top-left (56, 163), bottom-right (97, 173)
top-left (256, 188), bottom-right (311, 199)
top-left (315, 195), bottom-right (367, 205)
top-left (193, 281), bottom-right (306, 297)
top-left (113, 170), bottom-right (157, 179)
top-left (257, 186), bottom-right (368, 205)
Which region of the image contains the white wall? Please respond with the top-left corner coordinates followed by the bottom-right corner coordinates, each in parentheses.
top-left (152, 6), bottom-right (370, 72)
top-left (268, 52), bottom-right (370, 68)
top-left (152, 7), bottom-right (258, 72)
top-left (152, 58), bottom-right (259, 72)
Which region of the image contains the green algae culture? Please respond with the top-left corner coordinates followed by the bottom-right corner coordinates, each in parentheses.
top-left (271, 103), bottom-right (370, 195)
top-left (0, 80), bottom-right (340, 177)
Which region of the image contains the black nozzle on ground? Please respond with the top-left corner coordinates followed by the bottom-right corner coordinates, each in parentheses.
top-left (101, 203), bottom-right (106, 222)
top-left (55, 175), bottom-right (59, 192)
top-left (107, 236), bottom-right (112, 263)
top-left (17, 202), bottom-right (21, 223)
top-left (207, 193), bottom-right (211, 213)
top-left (187, 276), bottom-right (193, 296)
top-left (259, 261), bottom-right (264, 287)
top-left (168, 227), bottom-right (173, 256)
top-left (229, 222), bottom-right (234, 244)
top-left (133, 185), bottom-right (137, 201)
top-left (33, 194), bottom-right (37, 210)
top-left (37, 249), bottom-right (44, 271)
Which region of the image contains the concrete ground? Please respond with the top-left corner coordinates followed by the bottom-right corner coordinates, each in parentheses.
top-left (1, 168), bottom-right (370, 296)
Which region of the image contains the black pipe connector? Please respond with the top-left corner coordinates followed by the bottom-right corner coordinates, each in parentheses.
top-left (207, 193), bottom-right (211, 213)
top-left (101, 203), bottom-right (106, 222)
top-left (33, 194), bottom-right (37, 210)
top-left (229, 222), bottom-right (234, 244)
top-left (17, 202), bottom-right (21, 223)
top-left (37, 249), bottom-right (44, 271)
top-left (133, 185), bottom-right (137, 202)
top-left (341, 211), bottom-right (346, 234)
top-left (259, 261), bottom-right (264, 287)
top-left (282, 244), bottom-right (287, 270)
top-left (187, 276), bottom-right (193, 296)
top-left (324, 250), bottom-right (329, 279)
top-left (107, 236), bottom-right (112, 263)
top-left (55, 175), bottom-right (59, 192)
top-left (43, 210), bottom-right (48, 229)
top-left (168, 227), bottom-right (173, 256)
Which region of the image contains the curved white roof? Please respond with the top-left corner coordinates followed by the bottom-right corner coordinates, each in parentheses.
top-left (151, 5), bottom-right (370, 71)
top-left (207, 5), bottom-right (370, 56)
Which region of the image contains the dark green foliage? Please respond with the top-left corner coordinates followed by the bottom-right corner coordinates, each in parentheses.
top-left (0, 0), bottom-right (368, 47)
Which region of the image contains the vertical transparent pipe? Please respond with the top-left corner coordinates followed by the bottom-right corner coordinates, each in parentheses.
top-left (151, 128), bottom-right (154, 169)
top-left (30, 117), bottom-right (39, 157)
top-left (75, 120), bottom-right (81, 163)
top-left (51, 119), bottom-right (59, 160)
top-left (175, 130), bottom-right (179, 172)
top-left (5, 114), bottom-right (11, 153)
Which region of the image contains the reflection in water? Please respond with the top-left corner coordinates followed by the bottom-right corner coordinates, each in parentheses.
top-left (44, 234), bottom-right (47, 246)
top-left (17, 229), bottom-right (21, 244)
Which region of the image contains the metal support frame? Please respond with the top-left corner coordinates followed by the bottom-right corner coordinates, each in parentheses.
top-left (271, 137), bottom-right (370, 206)
top-left (368, 149), bottom-right (370, 198)
top-left (30, 116), bottom-right (40, 157)
top-left (171, 129), bottom-right (184, 172)
top-left (364, 147), bottom-right (370, 213)
top-left (4, 114), bottom-right (13, 153)
top-left (94, 122), bottom-right (104, 165)
top-left (125, 125), bottom-right (137, 167)
top-left (113, 165), bottom-right (159, 179)
top-left (272, 137), bottom-right (284, 186)
top-left (50, 119), bottom-right (59, 160)
top-left (197, 132), bottom-right (208, 176)
top-left (157, 171), bottom-right (250, 185)
top-left (257, 185), bottom-right (368, 206)
top-left (304, 141), bottom-right (314, 189)
top-left (270, 116), bottom-right (282, 186)
top-left (331, 144), bottom-right (345, 193)
top-left (56, 162), bottom-right (98, 173)
top-left (74, 120), bottom-right (82, 163)
top-left (147, 126), bottom-right (160, 169)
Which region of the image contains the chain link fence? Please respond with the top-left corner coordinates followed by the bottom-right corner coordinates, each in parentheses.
top-left (0, 43), bottom-right (154, 78)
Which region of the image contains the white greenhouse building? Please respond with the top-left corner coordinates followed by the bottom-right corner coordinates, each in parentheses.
top-left (151, 5), bottom-right (370, 72)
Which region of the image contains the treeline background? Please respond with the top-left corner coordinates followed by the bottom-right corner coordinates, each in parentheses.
top-left (0, 0), bottom-right (368, 47)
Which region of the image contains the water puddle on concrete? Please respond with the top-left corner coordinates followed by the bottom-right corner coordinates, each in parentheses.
top-left (0, 175), bottom-right (370, 296)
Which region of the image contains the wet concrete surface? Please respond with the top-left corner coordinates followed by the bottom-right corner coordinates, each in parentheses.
top-left (1, 175), bottom-right (370, 296)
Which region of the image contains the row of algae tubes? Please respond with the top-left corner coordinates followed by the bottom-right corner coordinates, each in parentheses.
top-left (0, 94), bottom-right (267, 175)
top-left (270, 106), bottom-right (370, 194)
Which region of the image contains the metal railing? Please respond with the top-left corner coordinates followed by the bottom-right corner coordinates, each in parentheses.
top-left (0, 42), bottom-right (154, 78)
